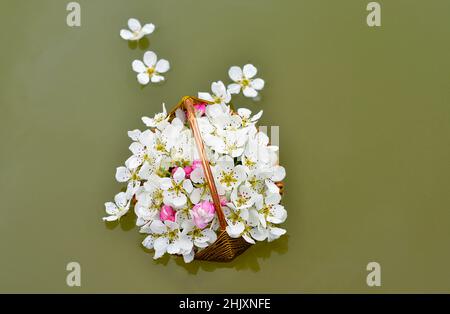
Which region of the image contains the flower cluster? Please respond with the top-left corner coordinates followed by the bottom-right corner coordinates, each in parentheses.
top-left (120, 18), bottom-right (170, 85)
top-left (104, 64), bottom-right (286, 263)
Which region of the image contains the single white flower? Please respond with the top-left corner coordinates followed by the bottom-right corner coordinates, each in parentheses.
top-left (142, 220), bottom-right (193, 259)
top-left (230, 184), bottom-right (257, 210)
top-left (160, 167), bottom-right (193, 208)
top-left (134, 179), bottom-right (164, 227)
top-left (126, 129), bottom-right (160, 170)
top-left (120, 18), bottom-right (155, 41)
top-left (115, 166), bottom-right (140, 196)
top-left (135, 200), bottom-right (160, 227)
top-left (223, 204), bottom-right (249, 238)
top-left (198, 81), bottom-right (231, 105)
top-left (228, 64), bottom-right (265, 98)
top-left (132, 51), bottom-right (170, 85)
top-left (213, 156), bottom-right (247, 191)
top-left (255, 192), bottom-right (287, 226)
top-left (142, 103), bottom-right (169, 130)
top-left (103, 192), bottom-right (130, 222)
top-left (182, 220), bottom-right (218, 249)
top-left (237, 108), bottom-right (263, 127)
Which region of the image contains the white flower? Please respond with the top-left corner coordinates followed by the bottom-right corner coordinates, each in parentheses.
top-left (142, 220), bottom-right (193, 259)
top-left (142, 103), bottom-right (169, 130)
top-left (134, 178), bottom-right (164, 227)
top-left (223, 204), bottom-right (249, 238)
top-left (242, 130), bottom-right (278, 171)
top-left (228, 64), bottom-right (265, 98)
top-left (160, 167), bottom-right (193, 208)
top-left (182, 220), bottom-right (218, 249)
top-left (213, 156), bottom-right (247, 191)
top-left (103, 192), bottom-right (130, 221)
top-left (230, 184), bottom-right (257, 210)
top-left (132, 51), bottom-right (170, 85)
top-left (115, 166), bottom-right (143, 198)
top-left (126, 129), bottom-right (160, 170)
top-left (120, 18), bottom-right (155, 41)
top-left (255, 192), bottom-right (287, 225)
top-left (188, 167), bottom-right (221, 204)
top-left (198, 81), bottom-right (231, 106)
top-left (237, 108), bottom-right (263, 127)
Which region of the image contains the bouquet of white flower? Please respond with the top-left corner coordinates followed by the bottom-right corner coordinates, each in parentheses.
top-left (104, 65), bottom-right (287, 263)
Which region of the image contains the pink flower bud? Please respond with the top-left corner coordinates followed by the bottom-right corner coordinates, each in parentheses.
top-left (194, 103), bottom-right (207, 116)
top-left (219, 195), bottom-right (228, 206)
top-left (160, 205), bottom-right (175, 222)
top-left (183, 165), bottom-right (193, 178)
top-left (191, 201), bottom-right (215, 229)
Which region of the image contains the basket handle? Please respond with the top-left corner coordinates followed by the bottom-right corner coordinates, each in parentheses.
top-left (183, 97), bottom-right (228, 231)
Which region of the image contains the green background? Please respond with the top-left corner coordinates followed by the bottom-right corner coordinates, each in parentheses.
top-left (0, 0), bottom-right (449, 293)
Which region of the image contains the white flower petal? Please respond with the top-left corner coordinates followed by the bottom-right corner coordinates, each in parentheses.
top-left (132, 60), bottom-right (146, 73)
top-left (243, 64), bottom-right (257, 78)
top-left (167, 242), bottom-right (180, 254)
top-left (251, 110), bottom-right (263, 122)
top-left (268, 227), bottom-right (286, 241)
top-left (190, 188), bottom-right (202, 204)
top-left (271, 166), bottom-right (286, 181)
top-left (155, 59), bottom-right (170, 73)
top-left (242, 233), bottom-right (255, 244)
top-left (159, 178), bottom-right (172, 190)
top-left (141, 116), bottom-right (154, 127)
top-left (198, 92), bottom-right (214, 102)
top-left (104, 202), bottom-right (118, 215)
top-left (265, 191), bottom-right (281, 205)
top-left (171, 194), bottom-right (187, 208)
top-left (153, 237), bottom-right (169, 258)
top-left (129, 141), bottom-right (144, 155)
top-left (150, 220), bottom-right (167, 234)
top-left (120, 29), bottom-right (134, 40)
top-left (137, 73), bottom-right (150, 85)
top-left (183, 249), bottom-right (195, 263)
top-left (243, 86), bottom-right (258, 98)
top-left (226, 222), bottom-right (245, 238)
top-left (268, 204), bottom-right (287, 224)
top-left (238, 108), bottom-right (251, 119)
top-left (127, 129), bottom-right (141, 141)
top-left (128, 18), bottom-right (141, 32)
top-left (228, 66), bottom-right (243, 81)
top-left (227, 83), bottom-right (241, 94)
top-left (115, 166), bottom-right (131, 182)
top-left (150, 74), bottom-right (165, 83)
top-left (141, 23), bottom-right (155, 34)
top-left (211, 81), bottom-right (226, 97)
top-left (183, 179), bottom-right (193, 193)
top-left (142, 235), bottom-right (155, 249)
top-left (102, 215), bottom-right (118, 222)
top-left (250, 227), bottom-right (267, 241)
top-left (251, 78), bottom-right (264, 90)
top-left (173, 167), bottom-right (186, 182)
top-left (143, 51), bottom-right (157, 67)
top-left (126, 155), bottom-right (142, 170)
top-left (190, 168), bottom-right (204, 184)
top-left (114, 192), bottom-right (128, 208)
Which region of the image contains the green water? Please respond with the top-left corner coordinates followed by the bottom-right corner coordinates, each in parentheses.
top-left (0, 0), bottom-right (449, 292)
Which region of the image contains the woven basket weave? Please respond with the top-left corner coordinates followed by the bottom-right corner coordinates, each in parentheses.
top-left (169, 96), bottom-right (281, 262)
